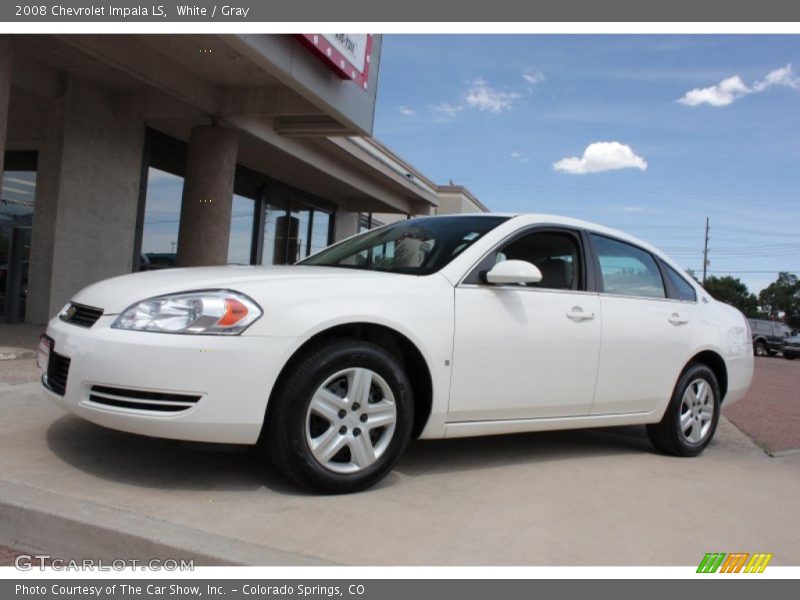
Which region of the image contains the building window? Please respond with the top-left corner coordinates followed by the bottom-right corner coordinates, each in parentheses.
top-left (310, 211), bottom-right (331, 256)
top-left (261, 201), bottom-right (333, 265)
top-left (1, 151), bottom-right (38, 322)
top-left (138, 131), bottom-right (186, 270)
top-left (140, 167), bottom-right (183, 269)
top-left (228, 193), bottom-right (256, 265)
top-left (137, 130), bottom-right (335, 270)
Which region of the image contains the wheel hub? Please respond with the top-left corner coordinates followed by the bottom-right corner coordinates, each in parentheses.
top-left (680, 378), bottom-right (715, 444)
top-left (305, 367), bottom-right (397, 474)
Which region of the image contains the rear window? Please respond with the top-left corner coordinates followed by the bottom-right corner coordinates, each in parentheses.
top-left (591, 234), bottom-right (666, 299)
top-left (663, 264), bottom-right (697, 302)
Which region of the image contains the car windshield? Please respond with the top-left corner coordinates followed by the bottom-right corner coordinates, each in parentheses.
top-left (299, 215), bottom-right (509, 275)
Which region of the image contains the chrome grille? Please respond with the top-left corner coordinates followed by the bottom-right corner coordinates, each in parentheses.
top-left (60, 302), bottom-right (104, 328)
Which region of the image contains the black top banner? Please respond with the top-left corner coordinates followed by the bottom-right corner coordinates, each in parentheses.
top-left (1, 0), bottom-right (800, 22)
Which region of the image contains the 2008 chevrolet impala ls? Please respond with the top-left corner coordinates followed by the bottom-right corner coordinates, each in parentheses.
top-left (40, 214), bottom-right (754, 493)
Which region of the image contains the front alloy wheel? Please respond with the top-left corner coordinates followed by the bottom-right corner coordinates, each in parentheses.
top-left (305, 368), bottom-right (397, 474)
top-left (264, 339), bottom-right (413, 493)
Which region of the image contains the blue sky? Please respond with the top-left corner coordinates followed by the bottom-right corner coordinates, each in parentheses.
top-left (372, 35), bottom-right (800, 293)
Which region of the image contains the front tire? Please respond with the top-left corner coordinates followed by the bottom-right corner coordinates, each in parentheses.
top-left (264, 339), bottom-right (413, 493)
top-left (647, 363), bottom-right (721, 457)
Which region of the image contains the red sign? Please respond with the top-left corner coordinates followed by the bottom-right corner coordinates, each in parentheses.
top-left (298, 34), bottom-right (374, 90)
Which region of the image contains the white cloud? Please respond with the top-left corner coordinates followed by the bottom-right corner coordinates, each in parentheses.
top-left (753, 64), bottom-right (800, 91)
top-left (431, 77), bottom-right (522, 120)
top-left (678, 75), bottom-right (750, 107)
top-left (553, 142), bottom-right (648, 175)
top-left (464, 78), bottom-right (521, 113)
top-left (522, 70), bottom-right (545, 86)
top-left (431, 102), bottom-right (463, 120)
top-left (398, 105), bottom-right (415, 116)
top-left (678, 64), bottom-right (800, 107)
top-left (509, 151), bottom-right (528, 163)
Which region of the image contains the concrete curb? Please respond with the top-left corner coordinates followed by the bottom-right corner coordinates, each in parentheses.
top-left (0, 481), bottom-right (332, 566)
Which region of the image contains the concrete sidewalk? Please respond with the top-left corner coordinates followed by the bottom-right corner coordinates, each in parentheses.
top-left (1, 378), bottom-right (799, 566)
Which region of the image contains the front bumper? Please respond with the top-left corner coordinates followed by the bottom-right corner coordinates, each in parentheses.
top-left (42, 316), bottom-right (298, 444)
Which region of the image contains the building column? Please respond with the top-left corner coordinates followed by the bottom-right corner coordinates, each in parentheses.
top-left (26, 75), bottom-right (145, 324)
top-left (334, 210), bottom-right (360, 242)
top-left (176, 125), bottom-right (238, 267)
top-left (0, 38), bottom-right (12, 181)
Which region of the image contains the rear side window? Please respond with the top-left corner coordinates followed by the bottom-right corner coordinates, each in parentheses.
top-left (591, 234), bottom-right (666, 299)
top-left (663, 264), bottom-right (697, 302)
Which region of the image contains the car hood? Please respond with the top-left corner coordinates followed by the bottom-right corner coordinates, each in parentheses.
top-left (71, 265), bottom-right (406, 314)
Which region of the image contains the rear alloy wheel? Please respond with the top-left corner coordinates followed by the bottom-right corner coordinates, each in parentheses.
top-left (754, 341), bottom-right (768, 357)
top-left (264, 339), bottom-right (413, 493)
top-left (647, 363), bottom-right (720, 457)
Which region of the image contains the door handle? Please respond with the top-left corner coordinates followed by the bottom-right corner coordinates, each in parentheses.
top-left (567, 307), bottom-right (595, 321)
top-left (668, 313), bottom-right (689, 325)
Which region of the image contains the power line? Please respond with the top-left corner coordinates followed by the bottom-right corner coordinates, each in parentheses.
top-left (691, 270), bottom-right (800, 274)
top-left (702, 217), bottom-right (710, 286)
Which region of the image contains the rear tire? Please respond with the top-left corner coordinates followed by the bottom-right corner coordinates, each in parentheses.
top-left (754, 341), bottom-right (768, 357)
top-left (647, 363), bottom-right (720, 457)
top-left (784, 353), bottom-right (796, 360)
top-left (264, 338), bottom-right (413, 493)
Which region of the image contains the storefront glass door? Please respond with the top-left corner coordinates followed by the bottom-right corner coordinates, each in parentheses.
top-left (1, 152), bottom-right (38, 322)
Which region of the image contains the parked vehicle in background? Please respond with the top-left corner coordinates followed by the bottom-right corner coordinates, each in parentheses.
top-left (782, 335), bottom-right (800, 360)
top-left (749, 318), bottom-right (795, 357)
top-left (40, 214), bottom-right (755, 493)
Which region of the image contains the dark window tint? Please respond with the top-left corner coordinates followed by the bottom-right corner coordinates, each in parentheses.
top-left (664, 264), bottom-right (697, 302)
top-left (591, 234), bottom-right (666, 299)
top-left (491, 231), bottom-right (582, 290)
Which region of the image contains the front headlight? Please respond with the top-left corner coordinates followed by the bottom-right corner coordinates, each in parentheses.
top-left (111, 290), bottom-right (262, 335)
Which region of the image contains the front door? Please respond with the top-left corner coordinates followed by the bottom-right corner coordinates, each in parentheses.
top-left (449, 229), bottom-right (602, 421)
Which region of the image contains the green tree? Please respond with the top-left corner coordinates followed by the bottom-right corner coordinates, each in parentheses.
top-left (703, 275), bottom-right (760, 317)
top-left (759, 272), bottom-right (800, 329)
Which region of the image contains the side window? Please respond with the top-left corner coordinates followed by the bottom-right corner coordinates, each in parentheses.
top-left (591, 234), bottom-right (666, 299)
top-left (490, 231), bottom-right (582, 290)
top-left (663, 263), bottom-right (697, 302)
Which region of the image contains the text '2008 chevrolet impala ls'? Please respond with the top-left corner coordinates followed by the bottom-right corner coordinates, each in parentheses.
top-left (40, 214), bottom-right (753, 493)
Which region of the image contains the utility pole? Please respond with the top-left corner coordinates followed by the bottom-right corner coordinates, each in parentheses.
top-left (702, 217), bottom-right (710, 286)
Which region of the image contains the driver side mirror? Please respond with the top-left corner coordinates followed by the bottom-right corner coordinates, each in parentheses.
top-left (485, 260), bottom-right (543, 285)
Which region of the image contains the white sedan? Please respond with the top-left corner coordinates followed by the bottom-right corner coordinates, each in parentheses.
top-left (40, 214), bottom-right (753, 493)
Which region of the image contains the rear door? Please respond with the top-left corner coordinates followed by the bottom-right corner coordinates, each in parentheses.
top-left (589, 234), bottom-right (691, 415)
